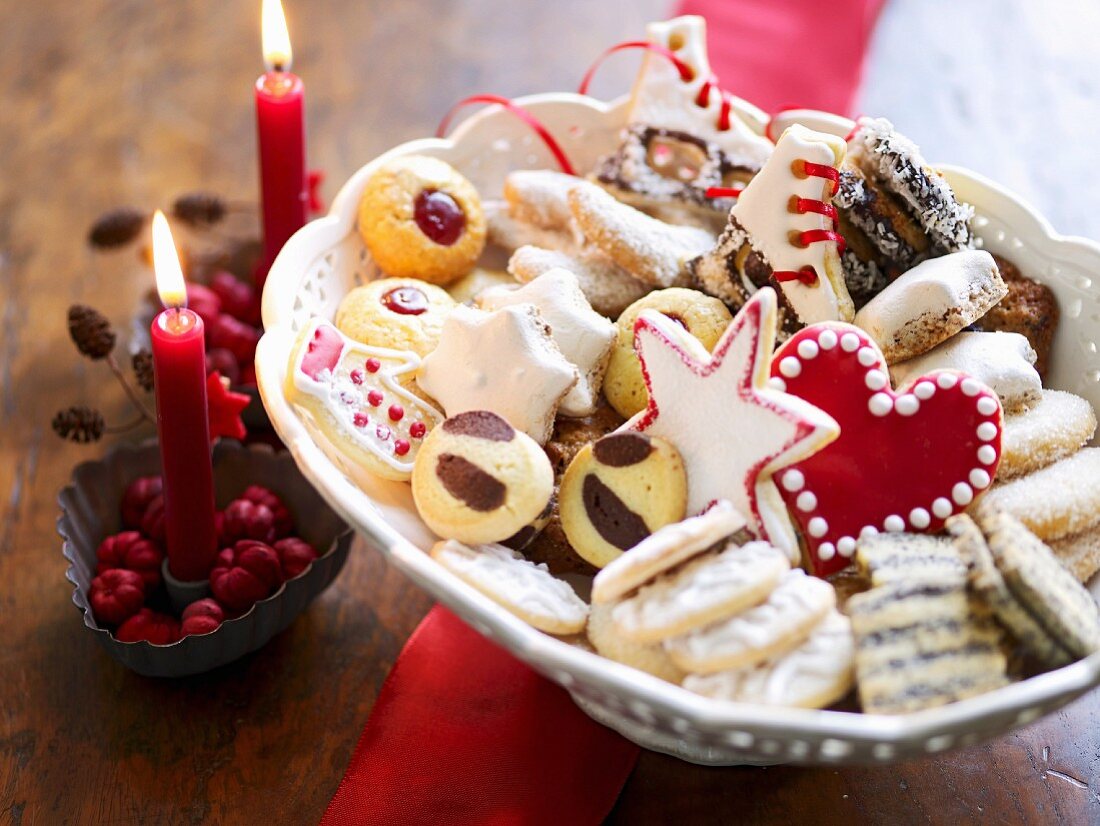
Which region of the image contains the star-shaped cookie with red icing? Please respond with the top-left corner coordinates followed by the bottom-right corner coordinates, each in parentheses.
top-left (624, 287), bottom-right (838, 558)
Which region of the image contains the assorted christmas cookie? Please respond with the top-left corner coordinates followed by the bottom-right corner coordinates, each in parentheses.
top-left (586, 600), bottom-right (686, 684)
top-left (358, 155), bottom-right (486, 284)
top-left (417, 303), bottom-right (578, 444)
top-left (508, 244), bottom-right (650, 318)
top-left (998, 390), bottom-right (1096, 479)
top-left (603, 287), bottom-right (732, 418)
top-left (503, 169), bottom-right (578, 233)
top-left (285, 319), bottom-right (443, 482)
top-left (691, 124), bottom-right (852, 326)
top-left (625, 288), bottom-right (839, 557)
top-left (1050, 527), bottom-right (1100, 585)
top-left (853, 250), bottom-right (1007, 364)
top-left (476, 268), bottom-right (616, 417)
top-left (853, 533), bottom-right (965, 588)
top-left (411, 410), bottom-right (554, 545)
top-left (981, 255), bottom-right (1060, 378)
top-left (559, 431), bottom-right (687, 569)
top-left (768, 322), bottom-right (1003, 576)
top-left (444, 267), bottom-right (517, 305)
top-left (430, 540), bottom-right (588, 635)
top-left (335, 277), bottom-right (456, 357)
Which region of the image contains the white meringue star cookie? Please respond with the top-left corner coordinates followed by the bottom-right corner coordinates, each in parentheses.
top-left (417, 303), bottom-right (578, 444)
top-left (625, 287), bottom-right (839, 559)
top-left (476, 268), bottom-right (616, 417)
top-left (628, 16), bottom-right (773, 170)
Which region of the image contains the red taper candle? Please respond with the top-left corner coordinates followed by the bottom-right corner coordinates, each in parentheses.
top-left (150, 211), bottom-right (218, 583)
top-left (255, 0), bottom-right (308, 287)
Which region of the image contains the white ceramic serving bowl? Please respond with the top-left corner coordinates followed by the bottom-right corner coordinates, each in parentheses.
top-left (256, 94), bottom-right (1100, 765)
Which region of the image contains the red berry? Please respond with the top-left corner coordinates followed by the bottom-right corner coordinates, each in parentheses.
top-left (222, 499), bottom-right (277, 544)
top-left (239, 485), bottom-right (293, 538)
top-left (95, 531), bottom-right (164, 589)
top-left (393, 439), bottom-right (410, 456)
top-left (353, 412), bottom-right (369, 427)
top-left (205, 347), bottom-right (241, 385)
top-left (273, 537), bottom-right (318, 579)
top-left (409, 421), bottom-right (427, 439)
top-left (187, 282), bottom-right (223, 327)
top-left (376, 424), bottom-right (391, 441)
top-left (121, 476), bottom-right (163, 529)
top-left (141, 495), bottom-right (167, 544)
top-left (365, 358), bottom-right (380, 373)
top-left (209, 540), bottom-right (284, 612)
top-left (350, 369), bottom-right (364, 385)
top-left (180, 598), bottom-right (225, 637)
top-left (89, 568), bottom-right (146, 626)
top-left (367, 390), bottom-right (383, 406)
top-left (115, 608), bottom-right (181, 645)
top-left (388, 404), bottom-right (404, 422)
top-left (209, 271), bottom-right (260, 325)
top-left (209, 314), bottom-right (261, 365)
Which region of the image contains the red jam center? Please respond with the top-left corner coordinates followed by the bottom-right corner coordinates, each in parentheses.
top-left (662, 312), bottom-right (689, 330)
top-left (413, 189), bottom-right (466, 246)
top-left (381, 286), bottom-right (429, 316)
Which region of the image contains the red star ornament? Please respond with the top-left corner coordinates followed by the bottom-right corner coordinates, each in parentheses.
top-left (626, 287), bottom-right (839, 559)
top-left (206, 371), bottom-right (250, 442)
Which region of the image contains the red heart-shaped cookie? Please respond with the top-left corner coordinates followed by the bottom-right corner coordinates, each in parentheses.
top-left (768, 323), bottom-right (1003, 576)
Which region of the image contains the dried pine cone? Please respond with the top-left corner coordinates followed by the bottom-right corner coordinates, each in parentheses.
top-left (88, 208), bottom-right (146, 249)
top-left (173, 192), bottom-right (226, 227)
top-left (68, 305), bottom-right (116, 359)
top-left (53, 406), bottom-right (105, 443)
top-left (132, 348), bottom-right (155, 392)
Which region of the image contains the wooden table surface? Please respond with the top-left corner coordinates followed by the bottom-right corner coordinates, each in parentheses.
top-left (2, 1), bottom-right (1099, 823)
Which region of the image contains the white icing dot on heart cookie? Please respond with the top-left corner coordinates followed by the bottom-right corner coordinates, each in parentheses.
top-left (909, 507), bottom-right (931, 529)
top-left (868, 393), bottom-right (893, 417)
top-left (976, 396), bottom-right (998, 416)
top-left (895, 394), bottom-right (919, 416)
top-left (837, 535), bottom-right (857, 556)
top-left (977, 445), bottom-right (997, 465)
top-left (977, 422), bottom-right (998, 441)
top-left (952, 482), bottom-right (974, 506)
top-left (932, 497), bottom-right (953, 519)
top-left (767, 376), bottom-right (787, 392)
top-left (859, 525), bottom-right (879, 540)
top-left (840, 332), bottom-right (861, 352)
top-left (808, 517), bottom-right (828, 538)
top-left (864, 370), bottom-right (888, 391)
top-left (797, 339), bottom-right (820, 360)
top-left (913, 381), bottom-right (936, 400)
top-left (937, 373), bottom-right (958, 390)
top-left (857, 347), bottom-right (878, 367)
top-left (796, 491), bottom-right (817, 512)
top-left (818, 542), bottom-right (836, 561)
top-left (969, 468), bottom-right (991, 489)
top-left (779, 356), bottom-right (802, 378)
top-left (818, 329), bottom-right (838, 350)
top-left (782, 469), bottom-right (805, 492)
top-left (961, 377), bottom-right (982, 397)
top-left (884, 514), bottom-right (905, 533)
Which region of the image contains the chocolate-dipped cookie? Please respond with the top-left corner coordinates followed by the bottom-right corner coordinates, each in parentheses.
top-left (559, 431), bottom-right (687, 568)
top-left (411, 410), bottom-right (554, 544)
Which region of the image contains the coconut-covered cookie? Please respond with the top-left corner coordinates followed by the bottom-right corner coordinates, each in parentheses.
top-left (559, 432), bottom-right (687, 569)
top-left (358, 155), bottom-right (486, 285)
top-left (411, 411), bottom-right (554, 545)
top-left (335, 277), bottom-right (456, 357)
top-left (603, 288), bottom-right (732, 418)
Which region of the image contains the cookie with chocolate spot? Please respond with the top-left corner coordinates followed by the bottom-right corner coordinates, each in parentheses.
top-left (559, 431), bottom-right (687, 569)
top-left (411, 410), bottom-right (554, 545)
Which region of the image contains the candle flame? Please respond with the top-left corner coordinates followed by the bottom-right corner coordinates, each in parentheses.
top-left (152, 210), bottom-right (187, 309)
top-left (262, 0), bottom-right (293, 72)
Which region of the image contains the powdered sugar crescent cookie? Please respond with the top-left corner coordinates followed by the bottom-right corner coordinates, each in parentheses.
top-left (476, 268), bottom-right (616, 417)
top-left (591, 500), bottom-right (746, 604)
top-left (508, 245), bottom-right (650, 319)
top-left (569, 180), bottom-right (714, 289)
top-left (612, 541), bottom-right (789, 644)
top-left (586, 601), bottom-right (685, 684)
top-left (603, 287), bottom-right (732, 419)
top-left (999, 390), bottom-right (1097, 480)
top-left (411, 411), bottom-right (553, 544)
top-left (663, 567), bottom-right (833, 673)
top-left (1050, 526), bottom-right (1100, 585)
top-left (853, 250), bottom-right (1007, 364)
top-left (358, 155), bottom-right (486, 285)
top-left (503, 169), bottom-right (577, 231)
top-left (285, 319), bottom-right (443, 482)
top-left (445, 267), bottom-right (518, 305)
top-left (431, 540), bottom-right (587, 634)
top-left (417, 303), bottom-right (578, 444)
top-left (975, 448), bottom-right (1100, 541)
top-left (890, 331), bottom-right (1041, 414)
top-left (335, 277), bottom-right (456, 357)
top-left (559, 432), bottom-right (687, 569)
top-left (485, 199), bottom-right (575, 254)
top-left (682, 611), bottom-right (854, 709)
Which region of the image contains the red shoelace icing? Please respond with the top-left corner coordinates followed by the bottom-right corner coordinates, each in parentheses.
top-left (436, 94), bottom-right (576, 176)
top-left (773, 162), bottom-right (845, 285)
top-left (704, 186), bottom-right (744, 199)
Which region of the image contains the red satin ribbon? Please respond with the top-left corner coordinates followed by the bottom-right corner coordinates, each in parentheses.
top-left (321, 606), bottom-right (640, 826)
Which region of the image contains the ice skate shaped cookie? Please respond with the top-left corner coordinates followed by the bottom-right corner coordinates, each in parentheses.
top-left (691, 125), bottom-right (853, 326)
